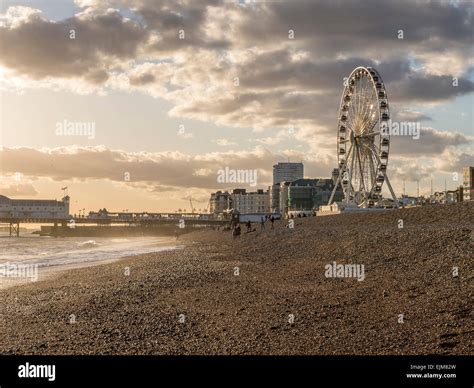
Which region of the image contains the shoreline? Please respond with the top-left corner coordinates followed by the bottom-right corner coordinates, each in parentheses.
top-left (0, 236), bottom-right (182, 290)
top-left (0, 202), bottom-right (472, 355)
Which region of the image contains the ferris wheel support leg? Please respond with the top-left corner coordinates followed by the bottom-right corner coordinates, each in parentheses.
top-left (354, 140), bottom-right (368, 206)
top-left (365, 144), bottom-right (398, 208)
top-left (328, 144), bottom-right (353, 205)
top-left (347, 144), bottom-right (356, 204)
top-left (382, 171), bottom-right (399, 208)
top-left (328, 173), bottom-right (342, 205)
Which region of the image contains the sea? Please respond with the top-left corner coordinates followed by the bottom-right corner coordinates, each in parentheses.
top-left (0, 231), bottom-right (179, 288)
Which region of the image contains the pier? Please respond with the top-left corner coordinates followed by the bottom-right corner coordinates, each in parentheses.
top-left (0, 212), bottom-right (229, 237)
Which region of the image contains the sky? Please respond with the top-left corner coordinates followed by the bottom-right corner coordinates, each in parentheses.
top-left (0, 0), bottom-right (473, 213)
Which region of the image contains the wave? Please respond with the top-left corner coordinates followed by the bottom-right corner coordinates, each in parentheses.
top-left (78, 240), bottom-right (100, 248)
top-left (0, 236), bottom-right (179, 271)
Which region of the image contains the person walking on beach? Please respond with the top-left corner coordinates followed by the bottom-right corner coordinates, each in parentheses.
top-left (260, 217), bottom-right (265, 231)
top-left (270, 215), bottom-right (274, 229)
top-left (232, 223), bottom-right (241, 239)
top-left (246, 220), bottom-right (252, 233)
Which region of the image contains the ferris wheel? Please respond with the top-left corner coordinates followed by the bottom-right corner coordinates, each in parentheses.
top-left (328, 66), bottom-right (398, 208)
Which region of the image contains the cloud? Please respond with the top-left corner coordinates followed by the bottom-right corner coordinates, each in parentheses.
top-left (389, 74), bottom-right (474, 103)
top-left (0, 6), bottom-right (147, 82)
top-left (433, 149), bottom-right (474, 174)
top-left (389, 147), bottom-right (474, 183)
top-left (213, 138), bottom-right (237, 146)
top-left (255, 137), bottom-right (282, 146)
top-left (1, 143), bottom-right (471, 200)
top-left (178, 131), bottom-right (194, 140)
top-left (392, 110), bottom-right (432, 122)
top-left (0, 145), bottom-right (343, 190)
top-left (233, 0), bottom-right (473, 64)
top-left (0, 146), bottom-right (276, 189)
top-left (1, 0), bottom-right (472, 135)
top-left (254, 129), bottom-right (293, 146)
top-left (0, 0), bottom-right (472, 196)
top-left (0, 183), bottom-right (38, 196)
top-left (389, 127), bottom-right (472, 156)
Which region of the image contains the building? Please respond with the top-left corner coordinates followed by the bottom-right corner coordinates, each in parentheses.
top-left (231, 189), bottom-right (269, 214)
top-left (269, 162), bottom-right (304, 213)
top-left (269, 184), bottom-right (280, 213)
top-left (457, 186), bottom-right (464, 202)
top-left (209, 191), bottom-right (231, 214)
top-left (287, 178), bottom-right (342, 212)
top-left (278, 181), bottom-right (292, 216)
top-left (288, 179), bottom-right (319, 211)
top-left (273, 162), bottom-right (304, 185)
top-left (400, 195), bottom-right (418, 206)
top-left (431, 187), bottom-right (464, 204)
top-left (0, 195), bottom-right (70, 219)
top-left (463, 166), bottom-right (473, 201)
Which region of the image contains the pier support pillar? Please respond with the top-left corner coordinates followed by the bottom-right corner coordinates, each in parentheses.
top-left (9, 222), bottom-right (20, 237)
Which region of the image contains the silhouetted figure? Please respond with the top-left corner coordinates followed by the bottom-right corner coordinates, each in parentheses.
top-left (260, 217), bottom-right (265, 231)
top-left (246, 220), bottom-right (252, 232)
top-left (270, 216), bottom-right (275, 229)
top-left (233, 223), bottom-right (241, 239)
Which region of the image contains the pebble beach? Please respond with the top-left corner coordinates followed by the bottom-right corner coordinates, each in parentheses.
top-left (0, 202), bottom-right (472, 355)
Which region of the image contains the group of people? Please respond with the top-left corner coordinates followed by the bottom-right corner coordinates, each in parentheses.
top-left (232, 215), bottom-right (276, 239)
top-left (259, 215), bottom-right (275, 230)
